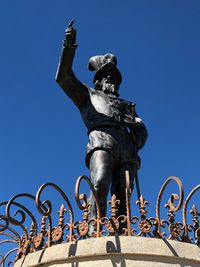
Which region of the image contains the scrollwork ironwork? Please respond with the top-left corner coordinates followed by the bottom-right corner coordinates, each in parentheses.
top-left (182, 184), bottom-right (200, 244)
top-left (155, 176), bottom-right (184, 238)
top-left (36, 182), bottom-right (75, 242)
top-left (75, 175), bottom-right (101, 238)
top-left (0, 174), bottom-right (199, 266)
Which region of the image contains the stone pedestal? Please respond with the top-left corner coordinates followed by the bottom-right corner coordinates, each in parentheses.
top-left (14, 236), bottom-right (200, 267)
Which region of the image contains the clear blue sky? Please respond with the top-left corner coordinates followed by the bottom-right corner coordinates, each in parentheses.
top-left (0, 0), bottom-right (200, 259)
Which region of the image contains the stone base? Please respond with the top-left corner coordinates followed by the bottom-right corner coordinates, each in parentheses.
top-left (14, 236), bottom-right (200, 267)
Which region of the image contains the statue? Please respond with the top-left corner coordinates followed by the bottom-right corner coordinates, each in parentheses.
top-left (56, 20), bottom-right (148, 223)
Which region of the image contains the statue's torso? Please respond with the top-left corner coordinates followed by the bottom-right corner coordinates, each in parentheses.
top-left (80, 87), bottom-right (133, 132)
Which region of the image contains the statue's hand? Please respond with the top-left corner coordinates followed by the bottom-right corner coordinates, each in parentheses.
top-left (124, 114), bottom-right (142, 126)
top-left (65, 19), bottom-right (77, 46)
top-left (134, 117), bottom-right (142, 123)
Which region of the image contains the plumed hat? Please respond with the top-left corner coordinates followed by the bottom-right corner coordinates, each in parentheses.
top-left (88, 53), bottom-right (122, 85)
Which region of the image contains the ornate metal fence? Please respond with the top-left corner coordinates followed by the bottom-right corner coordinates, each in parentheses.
top-left (0, 173), bottom-right (199, 266)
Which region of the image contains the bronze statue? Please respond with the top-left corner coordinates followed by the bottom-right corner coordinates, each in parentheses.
top-left (56, 20), bottom-right (148, 223)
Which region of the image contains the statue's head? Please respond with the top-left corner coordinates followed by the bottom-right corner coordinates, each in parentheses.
top-left (88, 54), bottom-right (122, 96)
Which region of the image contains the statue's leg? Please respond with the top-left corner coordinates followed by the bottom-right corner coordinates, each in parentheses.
top-left (111, 163), bottom-right (137, 217)
top-left (89, 150), bottom-right (115, 220)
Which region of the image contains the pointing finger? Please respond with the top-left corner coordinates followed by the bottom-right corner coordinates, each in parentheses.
top-left (68, 19), bottom-right (75, 28)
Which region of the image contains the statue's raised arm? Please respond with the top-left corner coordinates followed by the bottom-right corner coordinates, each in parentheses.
top-left (56, 20), bottom-right (89, 107)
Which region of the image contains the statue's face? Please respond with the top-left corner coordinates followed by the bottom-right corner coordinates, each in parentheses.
top-left (96, 75), bottom-right (119, 96)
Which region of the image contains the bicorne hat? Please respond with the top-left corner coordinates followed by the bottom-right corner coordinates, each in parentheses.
top-left (88, 53), bottom-right (122, 85)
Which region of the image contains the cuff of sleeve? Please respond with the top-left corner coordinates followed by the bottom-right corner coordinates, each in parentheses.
top-left (63, 40), bottom-right (78, 48)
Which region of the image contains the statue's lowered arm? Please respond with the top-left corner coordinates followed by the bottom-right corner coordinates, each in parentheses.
top-left (124, 103), bottom-right (148, 150)
top-left (56, 20), bottom-right (89, 108)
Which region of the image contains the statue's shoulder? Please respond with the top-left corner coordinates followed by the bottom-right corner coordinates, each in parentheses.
top-left (87, 87), bottom-right (102, 97)
top-left (87, 87), bottom-right (95, 93)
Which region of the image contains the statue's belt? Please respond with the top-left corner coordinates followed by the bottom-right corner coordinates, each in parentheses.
top-left (87, 124), bottom-right (128, 136)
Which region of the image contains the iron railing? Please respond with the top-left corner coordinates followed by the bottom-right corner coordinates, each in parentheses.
top-left (0, 173), bottom-right (199, 266)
